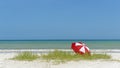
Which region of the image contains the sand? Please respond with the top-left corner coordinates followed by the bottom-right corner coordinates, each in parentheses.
top-left (0, 50), bottom-right (120, 68)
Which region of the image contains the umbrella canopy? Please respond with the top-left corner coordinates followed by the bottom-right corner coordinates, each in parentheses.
top-left (71, 42), bottom-right (91, 55)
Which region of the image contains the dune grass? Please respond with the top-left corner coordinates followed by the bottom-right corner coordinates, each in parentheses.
top-left (12, 52), bottom-right (39, 61)
top-left (11, 50), bottom-right (111, 63)
top-left (41, 50), bottom-right (111, 63)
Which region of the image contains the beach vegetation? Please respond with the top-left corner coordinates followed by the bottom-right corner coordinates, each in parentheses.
top-left (41, 50), bottom-right (111, 63)
top-left (11, 50), bottom-right (111, 63)
top-left (12, 51), bottom-right (39, 61)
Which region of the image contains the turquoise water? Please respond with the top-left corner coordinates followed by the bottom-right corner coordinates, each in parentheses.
top-left (0, 40), bottom-right (120, 49)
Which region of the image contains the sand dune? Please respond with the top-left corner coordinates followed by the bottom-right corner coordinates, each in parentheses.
top-left (2, 60), bottom-right (120, 68)
top-left (0, 50), bottom-right (120, 68)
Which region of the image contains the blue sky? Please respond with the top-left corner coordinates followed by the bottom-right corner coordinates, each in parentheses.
top-left (0, 0), bottom-right (120, 40)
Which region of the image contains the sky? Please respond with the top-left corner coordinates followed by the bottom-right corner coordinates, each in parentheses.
top-left (0, 0), bottom-right (120, 40)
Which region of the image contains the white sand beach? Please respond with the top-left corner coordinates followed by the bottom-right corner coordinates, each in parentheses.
top-left (0, 49), bottom-right (120, 68)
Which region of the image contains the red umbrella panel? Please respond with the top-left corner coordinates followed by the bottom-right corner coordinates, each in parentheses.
top-left (71, 42), bottom-right (91, 55)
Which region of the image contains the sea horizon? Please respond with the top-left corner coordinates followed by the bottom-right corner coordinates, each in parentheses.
top-left (0, 39), bottom-right (120, 41)
top-left (0, 39), bottom-right (119, 49)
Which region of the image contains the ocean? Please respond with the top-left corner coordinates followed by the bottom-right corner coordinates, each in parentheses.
top-left (0, 40), bottom-right (120, 49)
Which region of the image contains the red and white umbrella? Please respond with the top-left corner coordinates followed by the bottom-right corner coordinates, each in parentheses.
top-left (71, 42), bottom-right (91, 55)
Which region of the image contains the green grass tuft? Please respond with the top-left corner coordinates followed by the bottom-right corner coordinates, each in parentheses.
top-left (11, 50), bottom-right (111, 63)
top-left (12, 52), bottom-right (39, 61)
top-left (41, 50), bottom-right (111, 63)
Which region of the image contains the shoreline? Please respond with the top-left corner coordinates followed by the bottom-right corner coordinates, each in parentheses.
top-left (0, 49), bottom-right (120, 53)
